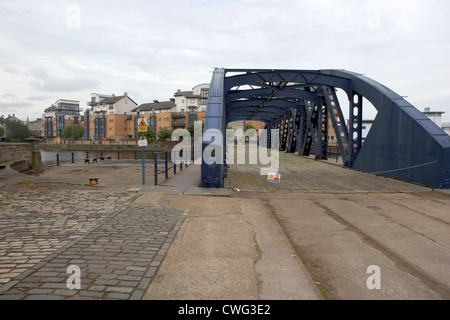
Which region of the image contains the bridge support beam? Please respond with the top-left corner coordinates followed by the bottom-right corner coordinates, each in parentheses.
top-left (201, 68), bottom-right (450, 189)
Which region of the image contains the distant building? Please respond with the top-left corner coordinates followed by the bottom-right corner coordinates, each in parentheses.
top-left (84, 93), bottom-right (138, 141)
top-left (5, 114), bottom-right (22, 123)
top-left (0, 115), bottom-right (5, 141)
top-left (27, 118), bottom-right (42, 138)
top-left (423, 107), bottom-right (445, 128)
top-left (132, 99), bottom-right (177, 135)
top-left (41, 99), bottom-right (81, 142)
top-left (1, 114), bottom-right (25, 141)
top-left (227, 120), bottom-right (265, 133)
top-left (328, 119), bottom-right (374, 146)
top-left (132, 84), bottom-right (210, 135)
top-left (442, 122), bottom-right (450, 136)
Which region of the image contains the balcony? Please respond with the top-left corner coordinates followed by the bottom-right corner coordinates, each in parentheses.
top-left (171, 113), bottom-right (186, 119)
top-left (172, 121), bottom-right (186, 127)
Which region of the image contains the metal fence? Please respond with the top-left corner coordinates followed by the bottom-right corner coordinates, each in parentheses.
top-left (153, 149), bottom-right (195, 185)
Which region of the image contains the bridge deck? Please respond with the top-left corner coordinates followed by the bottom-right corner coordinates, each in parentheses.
top-left (224, 152), bottom-right (431, 193)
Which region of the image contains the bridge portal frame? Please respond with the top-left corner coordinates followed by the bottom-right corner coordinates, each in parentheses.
top-left (200, 68), bottom-right (450, 189)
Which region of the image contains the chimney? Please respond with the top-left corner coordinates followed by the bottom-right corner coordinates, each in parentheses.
top-left (153, 100), bottom-right (159, 103)
top-left (112, 94), bottom-right (115, 98)
top-left (424, 107), bottom-right (430, 112)
top-left (124, 92), bottom-right (128, 96)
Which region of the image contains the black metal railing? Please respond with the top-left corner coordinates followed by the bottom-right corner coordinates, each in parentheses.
top-left (171, 113), bottom-right (186, 118)
top-left (153, 150), bottom-right (191, 185)
top-left (153, 145), bottom-right (202, 186)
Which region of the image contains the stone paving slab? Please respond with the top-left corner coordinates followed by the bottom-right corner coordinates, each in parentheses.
top-left (0, 187), bottom-right (185, 300)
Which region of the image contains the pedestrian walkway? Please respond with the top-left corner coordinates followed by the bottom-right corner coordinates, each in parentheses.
top-left (159, 163), bottom-right (201, 187)
top-left (154, 164), bottom-right (233, 197)
top-left (2, 152), bottom-right (449, 300)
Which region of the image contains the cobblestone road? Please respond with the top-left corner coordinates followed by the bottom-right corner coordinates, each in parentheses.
top-left (0, 185), bottom-right (185, 300)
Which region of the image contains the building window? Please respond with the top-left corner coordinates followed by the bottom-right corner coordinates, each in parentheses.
top-left (200, 88), bottom-right (209, 105)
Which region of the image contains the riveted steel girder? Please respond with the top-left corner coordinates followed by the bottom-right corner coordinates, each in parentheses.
top-left (201, 68), bottom-right (450, 189)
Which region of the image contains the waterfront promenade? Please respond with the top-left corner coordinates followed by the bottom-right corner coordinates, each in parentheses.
top-left (0, 153), bottom-right (449, 300)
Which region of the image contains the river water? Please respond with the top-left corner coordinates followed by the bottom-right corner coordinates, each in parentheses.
top-left (40, 151), bottom-right (102, 166)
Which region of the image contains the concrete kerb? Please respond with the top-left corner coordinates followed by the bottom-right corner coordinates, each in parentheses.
top-left (142, 185), bottom-right (234, 197)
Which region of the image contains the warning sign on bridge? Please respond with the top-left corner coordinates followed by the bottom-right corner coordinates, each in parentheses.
top-left (267, 172), bottom-right (281, 183)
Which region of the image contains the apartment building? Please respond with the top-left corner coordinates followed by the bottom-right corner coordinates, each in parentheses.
top-left (132, 84), bottom-right (209, 135)
top-left (423, 107), bottom-right (445, 128)
top-left (227, 120), bottom-right (265, 132)
top-left (41, 99), bottom-right (81, 142)
top-left (84, 93), bottom-right (137, 141)
top-left (442, 123), bottom-right (450, 136)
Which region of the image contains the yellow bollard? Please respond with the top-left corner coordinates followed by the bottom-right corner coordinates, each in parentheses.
top-left (89, 177), bottom-right (99, 185)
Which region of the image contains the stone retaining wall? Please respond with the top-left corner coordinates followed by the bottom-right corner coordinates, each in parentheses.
top-left (0, 143), bottom-right (33, 164)
top-left (38, 143), bottom-right (175, 153)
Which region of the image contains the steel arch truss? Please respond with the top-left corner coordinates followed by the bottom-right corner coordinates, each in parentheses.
top-left (201, 68), bottom-right (450, 189)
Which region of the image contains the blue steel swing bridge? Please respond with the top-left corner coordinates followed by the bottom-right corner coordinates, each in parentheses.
top-left (200, 68), bottom-right (450, 189)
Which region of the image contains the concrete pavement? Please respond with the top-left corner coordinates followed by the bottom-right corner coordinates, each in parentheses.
top-left (1, 153), bottom-right (449, 300)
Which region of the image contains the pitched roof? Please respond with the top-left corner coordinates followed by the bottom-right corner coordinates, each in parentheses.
top-left (174, 90), bottom-right (200, 99)
top-left (45, 105), bottom-right (56, 112)
top-left (91, 95), bottom-right (138, 106)
top-left (95, 95), bottom-right (126, 105)
top-left (132, 100), bottom-right (176, 112)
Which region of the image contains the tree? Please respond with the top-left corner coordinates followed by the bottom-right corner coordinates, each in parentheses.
top-left (0, 126), bottom-right (5, 138)
top-left (157, 127), bottom-right (173, 144)
top-left (187, 122), bottom-right (204, 138)
top-left (243, 122), bottom-right (256, 133)
top-left (144, 127), bottom-right (156, 143)
top-left (71, 125), bottom-right (84, 140)
top-left (61, 126), bottom-right (73, 140)
top-left (5, 120), bottom-right (30, 142)
top-left (243, 122), bottom-right (256, 143)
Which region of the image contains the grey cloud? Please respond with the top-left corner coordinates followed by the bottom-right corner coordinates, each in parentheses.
top-left (27, 94), bottom-right (54, 101)
top-left (0, 0), bottom-right (449, 121)
top-left (3, 93), bottom-right (18, 99)
top-left (0, 101), bottom-right (34, 109)
top-left (29, 67), bottom-right (101, 93)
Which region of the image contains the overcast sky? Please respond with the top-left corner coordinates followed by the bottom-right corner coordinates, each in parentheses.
top-left (1, 0), bottom-right (449, 123)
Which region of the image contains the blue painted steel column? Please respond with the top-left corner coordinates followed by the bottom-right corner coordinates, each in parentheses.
top-left (201, 68), bottom-right (226, 188)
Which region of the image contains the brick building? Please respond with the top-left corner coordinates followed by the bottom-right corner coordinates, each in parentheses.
top-left (84, 93), bottom-right (137, 141)
top-left (41, 100), bottom-right (81, 142)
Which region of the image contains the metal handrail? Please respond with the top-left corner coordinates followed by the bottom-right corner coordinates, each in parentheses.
top-left (153, 150), bottom-right (193, 185)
